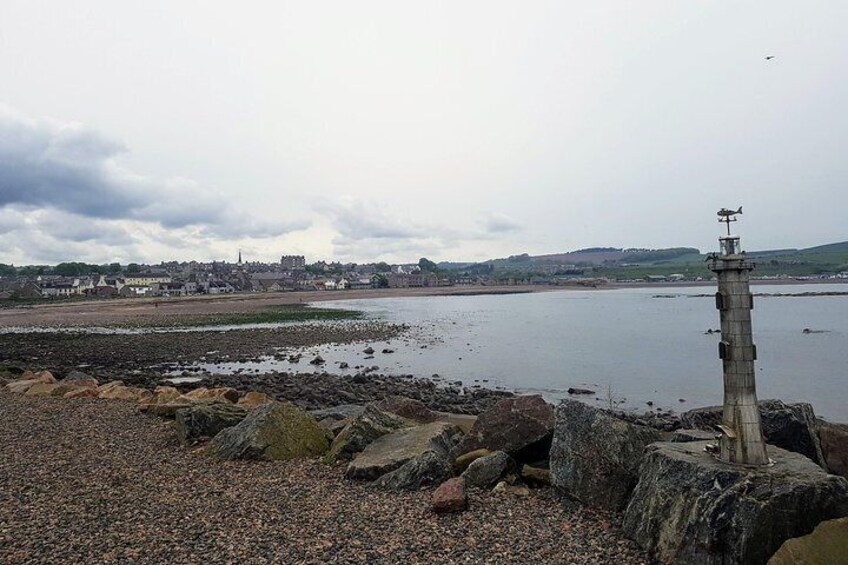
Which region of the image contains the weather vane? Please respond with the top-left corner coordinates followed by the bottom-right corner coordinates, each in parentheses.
top-left (717, 206), bottom-right (743, 236)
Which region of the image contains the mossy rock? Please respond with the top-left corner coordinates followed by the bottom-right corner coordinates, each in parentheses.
top-left (207, 402), bottom-right (329, 461)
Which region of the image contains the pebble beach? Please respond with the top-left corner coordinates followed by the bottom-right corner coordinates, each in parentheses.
top-left (0, 392), bottom-right (648, 564)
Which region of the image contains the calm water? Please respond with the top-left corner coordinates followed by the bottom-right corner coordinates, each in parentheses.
top-left (177, 284), bottom-right (847, 420)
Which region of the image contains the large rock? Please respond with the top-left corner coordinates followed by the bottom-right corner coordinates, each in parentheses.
top-left (175, 403), bottom-right (249, 446)
top-left (346, 422), bottom-right (464, 481)
top-left (432, 477), bottom-right (467, 514)
top-left (25, 381), bottom-right (93, 397)
top-left (768, 517), bottom-right (848, 565)
top-left (98, 385), bottom-right (152, 402)
top-left (681, 400), bottom-right (826, 467)
top-left (451, 395), bottom-right (554, 462)
top-left (374, 395), bottom-right (438, 423)
top-left (460, 451), bottom-right (515, 489)
top-left (182, 387), bottom-right (239, 403)
top-left (207, 402), bottom-right (329, 461)
top-left (622, 441), bottom-right (848, 565)
top-left (454, 448), bottom-right (492, 472)
top-left (23, 382), bottom-right (62, 397)
top-left (818, 420), bottom-right (848, 479)
top-left (310, 404), bottom-right (366, 422)
top-left (138, 386), bottom-right (183, 414)
top-left (237, 391), bottom-right (274, 408)
top-left (5, 379), bottom-right (40, 394)
top-left (550, 399), bottom-right (663, 511)
top-left (369, 450), bottom-right (453, 491)
top-left (324, 405), bottom-right (411, 463)
top-left (63, 370), bottom-right (95, 382)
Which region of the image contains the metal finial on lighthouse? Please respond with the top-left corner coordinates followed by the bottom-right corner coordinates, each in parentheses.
top-left (708, 207), bottom-right (769, 466)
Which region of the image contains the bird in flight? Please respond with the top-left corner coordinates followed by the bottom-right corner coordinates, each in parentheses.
top-left (765, 55), bottom-right (776, 60)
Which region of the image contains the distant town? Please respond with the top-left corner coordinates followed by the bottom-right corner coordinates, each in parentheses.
top-left (1, 241), bottom-right (847, 302)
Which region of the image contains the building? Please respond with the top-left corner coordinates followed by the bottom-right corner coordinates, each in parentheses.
top-left (280, 255), bottom-right (306, 270)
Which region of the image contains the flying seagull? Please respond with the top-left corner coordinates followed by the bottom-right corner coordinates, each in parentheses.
top-left (765, 55), bottom-right (775, 60)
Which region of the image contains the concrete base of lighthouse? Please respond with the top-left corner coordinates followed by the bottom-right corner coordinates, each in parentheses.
top-left (621, 441), bottom-right (848, 565)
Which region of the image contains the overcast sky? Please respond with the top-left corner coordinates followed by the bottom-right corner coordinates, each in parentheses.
top-left (0, 1), bottom-right (845, 265)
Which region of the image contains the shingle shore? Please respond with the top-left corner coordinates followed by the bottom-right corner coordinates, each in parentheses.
top-left (0, 393), bottom-right (648, 564)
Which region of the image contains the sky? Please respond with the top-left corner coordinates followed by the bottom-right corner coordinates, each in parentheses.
top-left (0, 1), bottom-right (846, 265)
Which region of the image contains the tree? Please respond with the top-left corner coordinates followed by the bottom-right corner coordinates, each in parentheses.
top-left (374, 262), bottom-right (392, 273)
top-left (418, 257), bottom-right (438, 272)
top-left (0, 264), bottom-right (16, 276)
top-left (126, 263), bottom-right (142, 274)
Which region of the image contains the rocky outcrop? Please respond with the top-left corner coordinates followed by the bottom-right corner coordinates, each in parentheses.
top-left (550, 400), bottom-right (663, 511)
top-left (207, 402), bottom-right (329, 461)
top-left (460, 451), bottom-right (514, 489)
top-left (768, 517), bottom-right (848, 565)
top-left (670, 429), bottom-right (716, 443)
top-left (681, 400), bottom-right (826, 467)
top-left (237, 391), bottom-right (274, 408)
top-left (818, 420), bottom-right (848, 479)
top-left (310, 404), bottom-right (366, 422)
top-left (452, 395), bottom-right (553, 462)
top-left (369, 450), bottom-right (453, 491)
top-left (622, 441), bottom-right (848, 565)
top-left (432, 477), bottom-right (467, 514)
top-left (325, 405), bottom-right (411, 463)
top-left (374, 395), bottom-right (438, 423)
top-left (346, 422), bottom-right (464, 481)
top-left (175, 403), bottom-right (249, 446)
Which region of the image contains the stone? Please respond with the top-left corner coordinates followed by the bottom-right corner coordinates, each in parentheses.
top-left (492, 481), bottom-right (530, 497)
top-left (369, 450), bottom-right (453, 491)
top-left (374, 395), bottom-right (438, 423)
top-left (550, 400), bottom-right (664, 511)
top-left (454, 448), bottom-right (492, 472)
top-left (175, 403), bottom-right (249, 446)
top-left (318, 417), bottom-right (351, 438)
top-left (346, 422), bottom-right (464, 481)
top-left (521, 464), bottom-right (551, 485)
top-left (61, 377), bottom-right (99, 390)
top-left (23, 382), bottom-right (61, 397)
top-left (324, 405), bottom-right (411, 463)
top-left (98, 385), bottom-right (152, 402)
top-left (207, 402), bottom-right (329, 461)
top-left (461, 451), bottom-right (515, 489)
top-left (64, 387), bottom-right (98, 399)
top-left (138, 386), bottom-right (182, 412)
top-left (451, 395), bottom-right (554, 462)
top-left (310, 404), bottom-right (366, 422)
top-left (768, 517), bottom-right (848, 565)
top-left (567, 388), bottom-right (595, 395)
top-left (622, 441), bottom-right (848, 565)
top-left (5, 379), bottom-right (40, 394)
top-left (237, 391), bottom-right (274, 408)
top-left (97, 381), bottom-right (124, 393)
top-left (670, 428), bottom-right (717, 443)
top-left (182, 387), bottom-right (239, 403)
top-left (33, 370), bottom-right (57, 384)
top-left (144, 401), bottom-right (194, 418)
top-left (818, 420), bottom-right (848, 479)
top-left (432, 477), bottom-right (467, 514)
top-left (681, 400), bottom-right (826, 467)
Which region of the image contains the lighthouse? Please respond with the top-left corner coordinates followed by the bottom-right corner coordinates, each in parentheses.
top-left (707, 208), bottom-right (769, 466)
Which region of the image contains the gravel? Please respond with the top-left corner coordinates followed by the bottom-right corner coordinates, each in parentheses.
top-left (0, 392), bottom-right (649, 564)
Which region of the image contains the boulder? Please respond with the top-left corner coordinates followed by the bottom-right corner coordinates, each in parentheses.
top-left (138, 386), bottom-right (182, 413)
top-left (310, 404), bottom-right (366, 422)
top-left (622, 441), bottom-right (848, 565)
top-left (182, 387), bottom-right (239, 403)
top-left (346, 422), bottom-right (464, 481)
top-left (454, 448), bottom-right (492, 472)
top-left (369, 450), bottom-right (453, 491)
top-left (374, 395), bottom-right (438, 423)
top-left (768, 517), bottom-right (848, 565)
top-left (23, 382), bottom-right (61, 397)
top-left (818, 420), bottom-right (848, 479)
top-left (670, 429), bottom-right (717, 443)
top-left (318, 417), bottom-right (352, 438)
top-left (681, 400), bottom-right (826, 467)
top-left (33, 370), bottom-right (57, 384)
top-left (175, 403), bottom-right (249, 446)
top-left (451, 395), bottom-right (554, 462)
top-left (64, 388), bottom-right (98, 399)
top-left (432, 477), bottom-right (467, 514)
top-left (550, 399), bottom-right (664, 511)
top-left (98, 385), bottom-right (152, 402)
top-left (461, 451), bottom-right (515, 489)
top-left (97, 381), bottom-right (124, 393)
top-left (5, 379), bottom-right (40, 394)
top-left (521, 464), bottom-right (551, 486)
top-left (26, 381), bottom-right (92, 397)
top-left (63, 370), bottom-right (94, 382)
top-left (237, 391), bottom-right (274, 408)
top-left (61, 377), bottom-right (99, 390)
top-left (207, 402), bottom-right (329, 461)
top-left (325, 405), bottom-right (411, 463)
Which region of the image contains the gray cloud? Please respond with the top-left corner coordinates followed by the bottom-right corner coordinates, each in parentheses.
top-left (0, 105), bottom-right (308, 239)
top-left (483, 213), bottom-right (522, 234)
